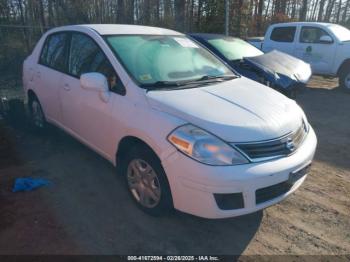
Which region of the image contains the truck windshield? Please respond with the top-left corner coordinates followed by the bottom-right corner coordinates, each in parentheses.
top-left (207, 37), bottom-right (264, 61)
top-left (105, 35), bottom-right (236, 89)
top-left (328, 24), bottom-right (350, 42)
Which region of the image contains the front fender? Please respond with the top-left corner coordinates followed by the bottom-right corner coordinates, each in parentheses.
top-left (112, 105), bottom-right (186, 166)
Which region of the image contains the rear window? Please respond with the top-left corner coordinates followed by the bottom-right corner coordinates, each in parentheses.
top-left (39, 33), bottom-right (68, 72)
top-left (270, 27), bottom-right (296, 43)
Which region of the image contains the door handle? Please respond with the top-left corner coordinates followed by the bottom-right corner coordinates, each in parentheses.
top-left (63, 83), bottom-right (71, 91)
top-left (306, 46), bottom-right (312, 53)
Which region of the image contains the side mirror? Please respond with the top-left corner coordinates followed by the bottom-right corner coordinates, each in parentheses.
top-left (319, 35), bottom-right (333, 44)
top-left (80, 73), bottom-right (110, 102)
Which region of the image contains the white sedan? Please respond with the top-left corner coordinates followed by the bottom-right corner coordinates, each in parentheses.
top-left (23, 24), bottom-right (317, 219)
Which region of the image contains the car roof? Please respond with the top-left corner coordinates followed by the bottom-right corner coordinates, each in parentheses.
top-left (270, 21), bottom-right (335, 27)
top-left (48, 24), bottom-right (183, 36)
top-left (189, 33), bottom-right (241, 41)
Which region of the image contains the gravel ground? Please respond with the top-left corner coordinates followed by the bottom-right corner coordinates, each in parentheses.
top-left (0, 77), bottom-right (349, 256)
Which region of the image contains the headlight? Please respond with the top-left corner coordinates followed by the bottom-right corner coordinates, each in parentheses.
top-left (168, 124), bottom-right (249, 166)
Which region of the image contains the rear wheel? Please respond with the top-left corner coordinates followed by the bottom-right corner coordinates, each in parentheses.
top-left (122, 145), bottom-right (173, 216)
top-left (28, 96), bottom-right (46, 130)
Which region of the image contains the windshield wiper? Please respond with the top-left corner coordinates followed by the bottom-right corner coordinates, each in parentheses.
top-left (188, 74), bottom-right (239, 83)
top-left (143, 75), bottom-right (239, 91)
top-left (141, 81), bottom-right (185, 90)
top-left (230, 59), bottom-right (242, 63)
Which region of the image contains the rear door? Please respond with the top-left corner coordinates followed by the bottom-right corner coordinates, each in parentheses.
top-left (263, 26), bottom-right (297, 55)
top-left (60, 32), bottom-right (125, 155)
top-left (294, 26), bottom-right (336, 74)
top-left (35, 32), bottom-right (69, 123)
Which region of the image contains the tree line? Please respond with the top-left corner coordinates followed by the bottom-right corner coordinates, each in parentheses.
top-left (1, 0), bottom-right (350, 36)
top-left (0, 0), bottom-right (349, 77)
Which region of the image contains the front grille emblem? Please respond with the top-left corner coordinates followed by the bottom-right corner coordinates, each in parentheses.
top-left (286, 137), bottom-right (295, 152)
top-left (235, 123), bottom-right (307, 161)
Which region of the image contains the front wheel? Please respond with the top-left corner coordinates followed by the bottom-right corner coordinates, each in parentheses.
top-left (339, 65), bottom-right (350, 92)
top-left (122, 145), bottom-right (173, 216)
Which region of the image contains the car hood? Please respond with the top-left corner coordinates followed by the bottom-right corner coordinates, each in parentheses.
top-left (243, 50), bottom-right (312, 86)
top-left (146, 77), bottom-right (305, 142)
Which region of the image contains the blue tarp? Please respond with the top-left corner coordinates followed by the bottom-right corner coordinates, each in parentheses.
top-left (12, 177), bottom-right (50, 192)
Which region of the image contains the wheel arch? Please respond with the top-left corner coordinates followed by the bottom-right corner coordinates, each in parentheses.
top-left (337, 59), bottom-right (350, 76)
top-left (115, 136), bottom-right (162, 172)
top-left (117, 135), bottom-right (175, 213)
top-left (27, 89), bottom-right (37, 102)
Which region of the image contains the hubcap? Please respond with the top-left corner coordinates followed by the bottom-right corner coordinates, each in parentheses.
top-left (31, 101), bottom-right (44, 128)
top-left (345, 72), bottom-right (350, 89)
top-left (127, 159), bottom-right (161, 208)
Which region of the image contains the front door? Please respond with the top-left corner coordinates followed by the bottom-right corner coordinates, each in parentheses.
top-left (60, 32), bottom-right (124, 156)
top-left (60, 73), bottom-right (115, 156)
top-left (294, 26), bottom-right (337, 74)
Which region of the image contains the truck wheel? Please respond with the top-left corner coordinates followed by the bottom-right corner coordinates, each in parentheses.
top-left (122, 145), bottom-right (173, 216)
top-left (339, 65), bottom-right (350, 92)
top-left (28, 96), bottom-right (47, 131)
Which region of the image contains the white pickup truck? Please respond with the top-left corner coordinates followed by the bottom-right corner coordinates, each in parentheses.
top-left (247, 22), bottom-right (350, 90)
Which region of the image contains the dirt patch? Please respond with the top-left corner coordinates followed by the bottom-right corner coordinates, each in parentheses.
top-left (307, 75), bottom-right (339, 90)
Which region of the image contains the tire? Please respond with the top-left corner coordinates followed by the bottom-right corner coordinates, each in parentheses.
top-left (339, 64), bottom-right (350, 92)
top-left (121, 145), bottom-right (173, 216)
top-left (28, 96), bottom-right (47, 131)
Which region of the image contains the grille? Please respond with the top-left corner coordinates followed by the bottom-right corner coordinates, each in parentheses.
top-left (255, 181), bottom-right (293, 204)
top-left (235, 121), bottom-right (308, 161)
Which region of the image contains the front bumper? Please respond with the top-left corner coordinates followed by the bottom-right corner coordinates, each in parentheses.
top-left (162, 127), bottom-right (317, 219)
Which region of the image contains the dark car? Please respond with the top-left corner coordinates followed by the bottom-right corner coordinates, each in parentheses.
top-left (189, 33), bottom-right (312, 98)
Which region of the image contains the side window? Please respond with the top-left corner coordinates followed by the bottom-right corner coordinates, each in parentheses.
top-left (39, 33), bottom-right (68, 72)
top-left (300, 27), bottom-right (333, 44)
top-left (270, 27), bottom-right (296, 43)
top-left (68, 33), bottom-right (124, 94)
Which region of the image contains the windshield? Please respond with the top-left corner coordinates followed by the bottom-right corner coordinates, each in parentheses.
top-left (328, 24), bottom-right (350, 42)
top-left (105, 35), bottom-right (235, 88)
top-left (207, 37), bottom-right (264, 61)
